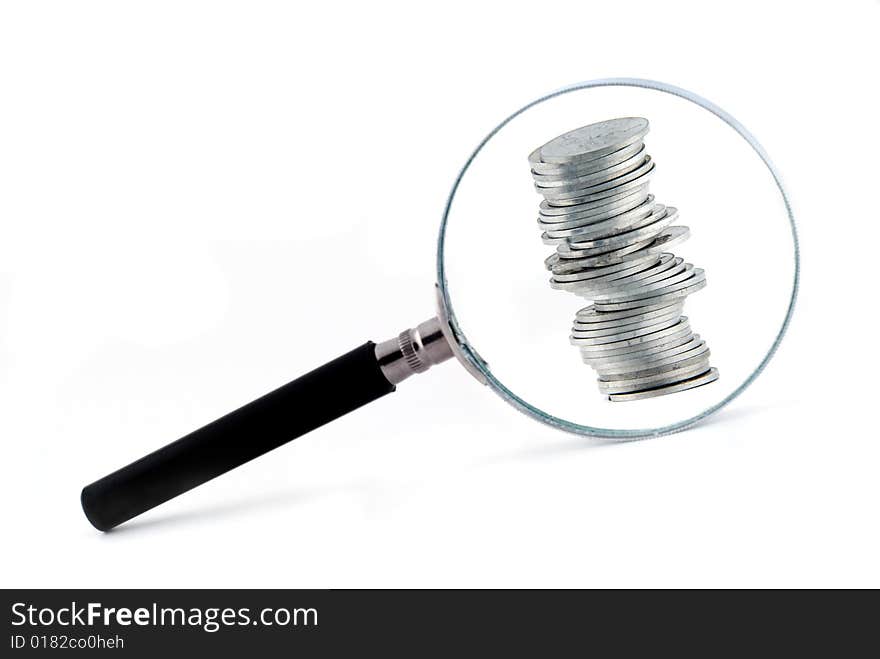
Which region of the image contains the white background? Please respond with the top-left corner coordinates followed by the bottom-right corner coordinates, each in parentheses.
top-left (0, 0), bottom-right (877, 588)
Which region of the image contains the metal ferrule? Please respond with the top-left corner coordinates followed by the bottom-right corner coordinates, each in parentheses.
top-left (375, 317), bottom-right (454, 386)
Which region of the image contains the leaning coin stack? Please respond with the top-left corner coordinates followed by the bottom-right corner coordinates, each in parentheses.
top-left (529, 117), bottom-right (719, 401)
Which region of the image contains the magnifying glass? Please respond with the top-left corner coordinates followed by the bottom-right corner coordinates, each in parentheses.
top-left (81, 78), bottom-right (799, 532)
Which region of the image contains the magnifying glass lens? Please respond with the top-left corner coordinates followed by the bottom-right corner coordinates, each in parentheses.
top-left (439, 82), bottom-right (796, 436)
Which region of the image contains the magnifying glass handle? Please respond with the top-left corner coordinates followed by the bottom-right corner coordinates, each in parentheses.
top-left (81, 319), bottom-right (453, 531)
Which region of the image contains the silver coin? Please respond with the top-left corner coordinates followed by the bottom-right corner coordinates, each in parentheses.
top-left (537, 118), bottom-right (650, 165)
top-left (532, 147), bottom-right (648, 189)
top-left (582, 334), bottom-right (697, 368)
top-left (542, 199), bottom-right (659, 237)
top-left (537, 157), bottom-right (654, 200)
top-left (594, 267), bottom-right (705, 310)
top-left (539, 195), bottom-right (651, 229)
top-left (540, 200), bottom-right (656, 241)
top-left (530, 141), bottom-right (645, 177)
top-left (589, 257), bottom-right (686, 300)
top-left (557, 233), bottom-right (655, 261)
top-left (598, 359), bottom-right (711, 394)
top-left (573, 299), bottom-right (682, 329)
top-left (578, 321), bottom-right (693, 359)
top-left (561, 255), bottom-right (675, 294)
top-left (558, 227), bottom-right (658, 258)
top-left (569, 320), bottom-right (681, 350)
top-left (572, 306), bottom-right (683, 339)
top-left (583, 332), bottom-right (696, 367)
top-left (531, 143), bottom-right (646, 184)
top-left (596, 263), bottom-right (695, 301)
top-left (539, 185), bottom-right (650, 216)
top-left (546, 203), bottom-right (668, 242)
top-left (598, 339), bottom-right (705, 374)
top-left (551, 260), bottom-right (662, 292)
top-left (599, 277), bottom-right (708, 312)
top-left (539, 193), bottom-right (653, 231)
top-left (575, 297), bottom-right (680, 321)
top-left (570, 314), bottom-right (681, 346)
top-left (537, 154), bottom-right (653, 197)
top-left (565, 262), bottom-right (679, 299)
top-left (597, 343), bottom-right (710, 378)
top-left (541, 204), bottom-right (659, 245)
top-left (552, 226), bottom-right (688, 273)
top-left (550, 254), bottom-right (661, 282)
top-left (549, 238), bottom-right (653, 271)
top-left (597, 346), bottom-right (710, 381)
top-left (576, 318), bottom-right (691, 353)
top-left (599, 359), bottom-right (711, 393)
top-left (608, 368), bottom-right (719, 401)
top-left (544, 177), bottom-right (653, 208)
top-left (601, 365), bottom-right (712, 396)
top-left (608, 254), bottom-right (682, 285)
top-left (539, 196), bottom-right (650, 229)
top-left (566, 208), bottom-right (677, 250)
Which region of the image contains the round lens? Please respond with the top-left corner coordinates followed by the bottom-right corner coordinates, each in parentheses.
top-left (437, 79), bottom-right (798, 438)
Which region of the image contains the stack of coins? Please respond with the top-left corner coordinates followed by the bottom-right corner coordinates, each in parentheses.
top-left (529, 118), bottom-right (719, 401)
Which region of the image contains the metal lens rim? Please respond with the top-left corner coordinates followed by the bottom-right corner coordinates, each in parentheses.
top-left (435, 77), bottom-right (799, 439)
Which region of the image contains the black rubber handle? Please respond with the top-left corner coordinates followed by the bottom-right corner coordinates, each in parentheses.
top-left (81, 342), bottom-right (394, 531)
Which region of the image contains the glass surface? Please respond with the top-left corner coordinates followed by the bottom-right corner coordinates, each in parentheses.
top-left (437, 79), bottom-right (799, 438)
